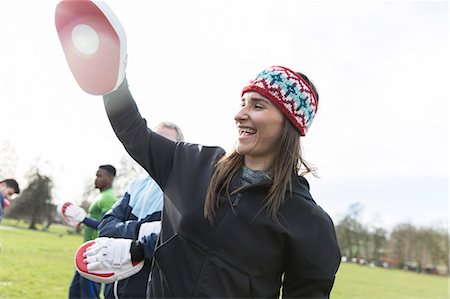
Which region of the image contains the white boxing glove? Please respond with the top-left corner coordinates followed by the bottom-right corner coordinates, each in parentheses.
top-left (75, 238), bottom-right (144, 284)
top-left (55, 0), bottom-right (127, 95)
top-left (57, 202), bottom-right (87, 227)
top-left (137, 221), bottom-right (161, 241)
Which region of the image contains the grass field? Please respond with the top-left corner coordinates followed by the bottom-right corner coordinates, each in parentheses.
top-left (332, 261), bottom-right (448, 299)
top-left (0, 219), bottom-right (448, 299)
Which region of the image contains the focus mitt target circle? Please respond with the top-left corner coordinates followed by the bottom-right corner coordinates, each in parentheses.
top-left (55, 0), bottom-right (127, 95)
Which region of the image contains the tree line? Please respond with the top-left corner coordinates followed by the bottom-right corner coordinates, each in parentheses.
top-left (336, 203), bottom-right (449, 275)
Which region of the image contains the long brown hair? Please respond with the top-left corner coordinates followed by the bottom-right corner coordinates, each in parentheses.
top-left (204, 72), bottom-right (318, 223)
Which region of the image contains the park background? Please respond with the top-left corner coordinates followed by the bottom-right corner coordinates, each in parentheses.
top-left (0, 0), bottom-right (448, 298)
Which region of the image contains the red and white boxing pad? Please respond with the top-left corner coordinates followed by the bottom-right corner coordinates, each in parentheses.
top-left (57, 201), bottom-right (87, 227)
top-left (55, 0), bottom-right (127, 95)
top-left (57, 201), bottom-right (73, 221)
top-left (75, 238), bottom-right (144, 284)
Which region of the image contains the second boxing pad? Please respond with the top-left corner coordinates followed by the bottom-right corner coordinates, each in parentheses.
top-left (76, 238), bottom-right (144, 284)
top-left (55, 0), bottom-right (127, 95)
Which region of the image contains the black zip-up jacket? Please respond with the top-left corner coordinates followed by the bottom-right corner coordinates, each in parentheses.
top-left (103, 80), bottom-right (341, 298)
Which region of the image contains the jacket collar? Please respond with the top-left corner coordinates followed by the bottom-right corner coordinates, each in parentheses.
top-left (229, 168), bottom-right (311, 198)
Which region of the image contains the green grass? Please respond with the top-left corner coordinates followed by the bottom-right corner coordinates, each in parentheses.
top-left (332, 262), bottom-right (448, 299)
top-left (1, 219), bottom-right (449, 299)
top-left (0, 219), bottom-right (83, 299)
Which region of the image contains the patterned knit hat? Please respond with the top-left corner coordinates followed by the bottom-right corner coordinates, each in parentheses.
top-left (241, 66), bottom-right (318, 136)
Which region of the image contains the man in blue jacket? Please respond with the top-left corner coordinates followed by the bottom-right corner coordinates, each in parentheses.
top-left (0, 179), bottom-right (20, 224)
top-left (98, 121), bottom-right (184, 299)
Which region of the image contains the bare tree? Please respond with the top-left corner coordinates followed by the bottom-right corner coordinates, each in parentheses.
top-left (6, 167), bottom-right (53, 229)
top-left (335, 203), bottom-right (367, 259)
top-left (420, 227), bottom-right (449, 274)
top-left (370, 227), bottom-right (387, 263)
top-left (387, 223), bottom-right (416, 269)
top-left (113, 154), bottom-right (145, 197)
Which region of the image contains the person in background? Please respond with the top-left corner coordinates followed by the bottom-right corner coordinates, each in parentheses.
top-left (64, 164), bottom-right (118, 299)
top-left (0, 179), bottom-right (20, 224)
top-left (98, 122), bottom-right (184, 299)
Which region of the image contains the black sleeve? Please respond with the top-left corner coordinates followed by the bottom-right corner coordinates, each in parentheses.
top-left (282, 206), bottom-right (341, 299)
top-left (103, 78), bottom-right (226, 236)
top-left (103, 79), bottom-right (176, 188)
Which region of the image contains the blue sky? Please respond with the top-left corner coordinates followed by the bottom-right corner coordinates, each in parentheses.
top-left (0, 0), bottom-right (448, 230)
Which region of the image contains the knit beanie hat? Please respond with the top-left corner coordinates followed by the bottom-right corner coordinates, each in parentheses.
top-left (241, 66), bottom-right (318, 136)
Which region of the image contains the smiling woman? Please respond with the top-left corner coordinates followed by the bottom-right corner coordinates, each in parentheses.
top-left (103, 66), bottom-right (341, 299)
top-left (205, 67), bottom-right (320, 222)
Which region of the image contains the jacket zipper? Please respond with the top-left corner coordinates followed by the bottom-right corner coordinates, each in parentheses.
top-left (232, 193), bottom-right (242, 207)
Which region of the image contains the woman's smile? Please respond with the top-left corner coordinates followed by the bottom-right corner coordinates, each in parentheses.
top-left (234, 91), bottom-right (284, 170)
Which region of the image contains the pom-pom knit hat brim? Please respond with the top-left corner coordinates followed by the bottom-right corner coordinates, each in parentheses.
top-left (242, 66), bottom-right (318, 136)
